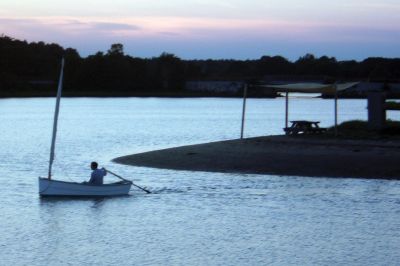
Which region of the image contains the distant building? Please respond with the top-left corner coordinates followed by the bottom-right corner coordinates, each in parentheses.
top-left (336, 82), bottom-right (383, 98)
top-left (185, 80), bottom-right (278, 97)
top-left (185, 79), bottom-right (400, 99)
top-left (261, 75), bottom-right (326, 85)
top-left (336, 82), bottom-right (400, 98)
top-left (185, 81), bottom-right (244, 94)
top-left (28, 80), bottom-right (55, 86)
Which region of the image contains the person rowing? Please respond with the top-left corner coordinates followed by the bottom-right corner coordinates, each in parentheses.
top-left (87, 161), bottom-right (107, 185)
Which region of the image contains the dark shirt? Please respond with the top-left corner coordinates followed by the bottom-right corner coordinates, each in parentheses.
top-left (89, 168), bottom-right (107, 185)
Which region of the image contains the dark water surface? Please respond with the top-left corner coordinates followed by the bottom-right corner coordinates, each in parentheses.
top-left (1, 97), bottom-right (400, 265)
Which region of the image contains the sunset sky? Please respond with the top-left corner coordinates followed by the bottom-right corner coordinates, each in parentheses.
top-left (1, 0), bottom-right (399, 60)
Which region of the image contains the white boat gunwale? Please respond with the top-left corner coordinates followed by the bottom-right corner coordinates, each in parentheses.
top-left (38, 177), bottom-right (132, 186)
top-left (39, 177), bottom-right (132, 197)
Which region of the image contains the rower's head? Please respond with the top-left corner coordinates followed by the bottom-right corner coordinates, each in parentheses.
top-left (91, 161), bottom-right (98, 170)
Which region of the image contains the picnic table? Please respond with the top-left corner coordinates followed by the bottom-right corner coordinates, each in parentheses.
top-left (284, 120), bottom-right (327, 135)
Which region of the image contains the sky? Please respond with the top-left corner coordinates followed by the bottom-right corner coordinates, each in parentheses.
top-left (0, 0), bottom-right (399, 60)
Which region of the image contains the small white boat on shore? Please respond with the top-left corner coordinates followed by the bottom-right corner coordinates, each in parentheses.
top-left (39, 59), bottom-right (132, 197)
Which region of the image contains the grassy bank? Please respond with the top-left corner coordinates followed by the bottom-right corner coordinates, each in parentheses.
top-left (325, 120), bottom-right (400, 139)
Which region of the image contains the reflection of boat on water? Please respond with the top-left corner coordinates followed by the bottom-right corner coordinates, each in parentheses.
top-left (38, 59), bottom-right (132, 197)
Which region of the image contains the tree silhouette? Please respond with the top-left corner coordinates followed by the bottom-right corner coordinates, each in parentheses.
top-left (107, 43), bottom-right (124, 56)
top-left (1, 35), bottom-right (400, 97)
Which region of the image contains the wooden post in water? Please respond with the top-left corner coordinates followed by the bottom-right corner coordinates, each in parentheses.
top-left (240, 84), bottom-right (248, 139)
top-left (285, 92), bottom-right (289, 128)
top-left (334, 84), bottom-right (338, 136)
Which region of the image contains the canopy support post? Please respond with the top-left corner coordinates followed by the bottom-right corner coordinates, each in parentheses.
top-left (285, 92), bottom-right (289, 129)
top-left (334, 84), bottom-right (338, 137)
top-left (240, 84), bottom-right (247, 139)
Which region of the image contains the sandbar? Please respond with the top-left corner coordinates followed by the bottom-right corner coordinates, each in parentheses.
top-left (113, 135), bottom-right (400, 179)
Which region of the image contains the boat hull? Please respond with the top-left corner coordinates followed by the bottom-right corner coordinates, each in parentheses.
top-left (39, 177), bottom-right (132, 197)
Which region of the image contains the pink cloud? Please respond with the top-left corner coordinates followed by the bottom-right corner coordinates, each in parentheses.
top-left (1, 16), bottom-right (398, 41)
top-left (0, 16), bottom-right (399, 60)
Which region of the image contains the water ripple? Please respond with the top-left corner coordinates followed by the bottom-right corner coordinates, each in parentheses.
top-left (1, 98), bottom-right (400, 265)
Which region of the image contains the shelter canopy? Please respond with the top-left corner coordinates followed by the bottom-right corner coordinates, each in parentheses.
top-left (261, 82), bottom-right (358, 94)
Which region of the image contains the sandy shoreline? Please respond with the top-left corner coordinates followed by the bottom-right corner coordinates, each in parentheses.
top-left (113, 135), bottom-right (400, 179)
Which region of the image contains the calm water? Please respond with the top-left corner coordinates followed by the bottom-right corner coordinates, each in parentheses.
top-left (1, 97), bottom-right (400, 265)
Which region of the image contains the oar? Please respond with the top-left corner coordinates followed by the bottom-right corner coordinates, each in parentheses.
top-left (105, 169), bottom-right (151, 194)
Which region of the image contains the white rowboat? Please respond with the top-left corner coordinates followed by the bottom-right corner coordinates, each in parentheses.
top-left (39, 59), bottom-right (132, 197)
top-left (39, 177), bottom-right (132, 197)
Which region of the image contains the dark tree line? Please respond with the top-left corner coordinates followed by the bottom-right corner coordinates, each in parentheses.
top-left (0, 35), bottom-right (399, 97)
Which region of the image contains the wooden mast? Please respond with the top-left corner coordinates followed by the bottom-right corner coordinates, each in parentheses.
top-left (48, 58), bottom-right (65, 180)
